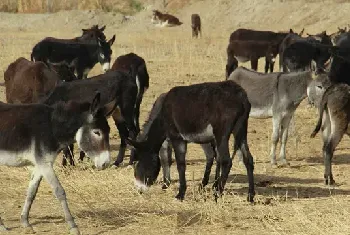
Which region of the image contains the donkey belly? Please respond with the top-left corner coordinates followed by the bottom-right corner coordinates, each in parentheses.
top-left (179, 124), bottom-right (215, 143)
top-left (235, 56), bottom-right (250, 63)
top-left (0, 149), bottom-right (35, 167)
top-left (249, 106), bottom-right (273, 119)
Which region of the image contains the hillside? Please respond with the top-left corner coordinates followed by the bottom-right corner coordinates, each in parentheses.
top-left (1, 1), bottom-right (350, 235)
top-left (0, 0), bottom-right (349, 35)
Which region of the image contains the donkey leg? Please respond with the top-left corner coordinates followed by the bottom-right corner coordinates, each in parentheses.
top-left (323, 132), bottom-right (343, 185)
top-left (20, 168), bottom-right (43, 233)
top-left (270, 114), bottom-right (282, 166)
top-left (216, 140), bottom-right (232, 194)
top-left (172, 139), bottom-right (187, 201)
top-left (113, 122), bottom-right (128, 167)
top-left (270, 62), bottom-right (275, 73)
top-left (279, 113), bottom-right (293, 166)
top-left (40, 164), bottom-right (79, 235)
top-left (264, 58), bottom-right (269, 73)
top-left (251, 59), bottom-right (258, 71)
top-left (240, 140), bottom-right (255, 202)
top-left (200, 143), bottom-right (216, 188)
top-left (68, 144), bottom-right (75, 166)
top-left (160, 139), bottom-right (172, 189)
top-left (62, 144), bottom-right (75, 166)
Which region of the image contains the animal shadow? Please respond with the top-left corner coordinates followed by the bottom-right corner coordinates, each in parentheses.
top-left (306, 153), bottom-right (350, 165)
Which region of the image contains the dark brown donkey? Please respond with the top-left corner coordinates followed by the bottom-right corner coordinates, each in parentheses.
top-left (3, 57), bottom-right (75, 104)
top-left (127, 80), bottom-right (255, 202)
top-left (226, 28), bottom-right (296, 77)
top-left (0, 93), bottom-right (114, 234)
top-left (41, 70), bottom-right (139, 167)
top-left (110, 53), bottom-right (150, 166)
top-left (191, 14), bottom-right (201, 38)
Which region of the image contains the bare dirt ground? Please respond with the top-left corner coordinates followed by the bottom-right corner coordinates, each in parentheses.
top-left (1, 1), bottom-right (350, 234)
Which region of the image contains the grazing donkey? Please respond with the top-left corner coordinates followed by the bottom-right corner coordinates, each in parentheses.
top-left (127, 81), bottom-right (255, 202)
top-left (42, 70), bottom-right (138, 167)
top-left (136, 93), bottom-right (222, 191)
top-left (0, 93), bottom-right (114, 234)
top-left (228, 67), bottom-right (314, 166)
top-left (310, 83), bottom-right (350, 185)
top-left (31, 35), bottom-right (116, 79)
top-left (191, 14), bottom-right (201, 38)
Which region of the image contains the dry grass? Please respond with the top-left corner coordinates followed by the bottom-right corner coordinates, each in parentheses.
top-left (0, 0), bottom-right (144, 13)
top-left (1, 0), bottom-right (350, 234)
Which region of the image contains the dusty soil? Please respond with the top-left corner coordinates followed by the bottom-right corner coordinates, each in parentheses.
top-left (1, 1), bottom-right (350, 234)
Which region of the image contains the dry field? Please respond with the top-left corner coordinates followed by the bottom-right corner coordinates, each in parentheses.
top-left (1, 1), bottom-right (350, 234)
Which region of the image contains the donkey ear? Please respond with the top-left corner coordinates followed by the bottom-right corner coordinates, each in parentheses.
top-left (90, 92), bottom-right (101, 117)
top-left (108, 35), bottom-right (116, 46)
top-left (102, 99), bottom-right (117, 117)
top-left (99, 25), bottom-right (106, 31)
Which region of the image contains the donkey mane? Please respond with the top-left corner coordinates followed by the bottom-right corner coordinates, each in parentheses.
top-left (137, 92), bottom-right (167, 141)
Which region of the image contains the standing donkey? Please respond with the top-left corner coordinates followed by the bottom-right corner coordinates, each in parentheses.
top-left (127, 81), bottom-right (255, 202)
top-left (111, 53), bottom-right (150, 166)
top-left (0, 93), bottom-right (115, 234)
top-left (191, 14), bottom-right (202, 38)
top-left (228, 67), bottom-right (314, 166)
top-left (310, 83), bottom-right (350, 185)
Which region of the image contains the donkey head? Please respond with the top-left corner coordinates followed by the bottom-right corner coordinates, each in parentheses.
top-left (54, 93), bottom-right (116, 170)
top-left (97, 35), bottom-right (116, 72)
top-left (81, 24), bottom-right (107, 41)
top-left (126, 138), bottom-right (161, 192)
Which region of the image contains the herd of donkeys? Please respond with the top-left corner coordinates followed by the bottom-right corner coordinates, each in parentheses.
top-left (1, 19), bottom-right (350, 234)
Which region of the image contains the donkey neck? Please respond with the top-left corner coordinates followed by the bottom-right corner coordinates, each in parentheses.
top-left (282, 71), bottom-right (313, 103)
top-left (140, 114), bottom-right (167, 153)
top-left (50, 106), bottom-right (85, 150)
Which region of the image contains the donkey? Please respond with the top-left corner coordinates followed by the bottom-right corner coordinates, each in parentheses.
top-left (127, 81), bottom-right (255, 202)
top-left (228, 67), bottom-right (314, 166)
top-left (41, 70), bottom-right (138, 167)
top-left (191, 14), bottom-right (202, 38)
top-left (151, 10), bottom-right (183, 27)
top-left (31, 35), bottom-right (116, 79)
top-left (310, 83), bottom-right (350, 185)
top-left (111, 53), bottom-right (150, 166)
top-left (136, 93), bottom-right (222, 191)
top-left (3, 57), bottom-right (76, 104)
top-left (0, 93), bottom-right (114, 234)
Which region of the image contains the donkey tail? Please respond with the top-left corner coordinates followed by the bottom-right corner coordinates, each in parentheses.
top-left (231, 100), bottom-right (251, 158)
top-left (310, 90), bottom-right (329, 138)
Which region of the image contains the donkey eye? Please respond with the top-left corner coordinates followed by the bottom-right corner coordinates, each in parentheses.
top-left (93, 130), bottom-right (101, 136)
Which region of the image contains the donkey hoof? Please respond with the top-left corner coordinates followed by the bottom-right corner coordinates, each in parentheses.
top-left (0, 225), bottom-right (8, 231)
top-left (325, 179), bottom-right (336, 186)
top-left (161, 183), bottom-right (169, 190)
top-left (198, 183), bottom-right (205, 192)
top-left (271, 163), bottom-right (278, 169)
top-left (70, 227), bottom-right (80, 235)
top-left (126, 165), bottom-right (133, 170)
top-left (175, 194), bottom-right (184, 201)
top-left (23, 226), bottom-right (35, 234)
top-left (280, 161), bottom-right (290, 167)
top-left (247, 193), bottom-right (255, 203)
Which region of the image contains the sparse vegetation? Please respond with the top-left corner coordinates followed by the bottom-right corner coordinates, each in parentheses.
top-left (1, 0), bottom-right (350, 234)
